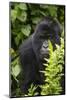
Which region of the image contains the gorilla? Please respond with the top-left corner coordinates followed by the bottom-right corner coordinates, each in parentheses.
top-left (19, 17), bottom-right (62, 94)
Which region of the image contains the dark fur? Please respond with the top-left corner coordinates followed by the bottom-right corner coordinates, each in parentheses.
top-left (19, 17), bottom-right (62, 94)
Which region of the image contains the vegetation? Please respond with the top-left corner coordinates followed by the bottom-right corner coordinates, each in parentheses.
top-left (10, 2), bottom-right (65, 97)
top-left (41, 38), bottom-right (64, 95)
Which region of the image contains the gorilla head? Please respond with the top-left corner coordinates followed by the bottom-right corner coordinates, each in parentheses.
top-left (32, 17), bottom-right (61, 61)
top-left (19, 17), bottom-right (62, 94)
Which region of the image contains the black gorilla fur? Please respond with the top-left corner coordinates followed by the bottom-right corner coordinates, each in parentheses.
top-left (19, 17), bottom-right (62, 94)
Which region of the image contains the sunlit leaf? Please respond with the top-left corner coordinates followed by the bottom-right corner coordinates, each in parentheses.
top-left (18, 3), bottom-right (27, 10)
top-left (21, 25), bottom-right (31, 36)
top-left (48, 40), bottom-right (53, 55)
top-left (12, 65), bottom-right (21, 77)
top-left (17, 11), bottom-right (27, 22)
top-left (32, 17), bottom-right (42, 24)
top-left (11, 10), bottom-right (17, 21)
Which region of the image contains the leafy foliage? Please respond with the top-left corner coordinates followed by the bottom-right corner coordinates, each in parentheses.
top-left (11, 3), bottom-right (64, 48)
top-left (26, 84), bottom-right (38, 96)
top-left (41, 38), bottom-right (64, 95)
top-left (10, 2), bottom-right (65, 97)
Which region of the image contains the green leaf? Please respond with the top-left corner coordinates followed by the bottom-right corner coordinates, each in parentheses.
top-left (31, 9), bottom-right (41, 16)
top-left (40, 5), bottom-right (48, 9)
top-left (11, 10), bottom-right (17, 21)
top-left (41, 37), bottom-right (64, 95)
top-left (43, 63), bottom-right (48, 67)
top-left (48, 40), bottom-right (53, 54)
top-left (21, 25), bottom-right (31, 36)
top-left (48, 6), bottom-right (57, 17)
top-left (27, 84), bottom-right (38, 96)
top-left (17, 11), bottom-right (27, 22)
top-left (55, 44), bottom-right (60, 49)
top-left (12, 65), bottom-right (21, 77)
top-left (18, 4), bottom-right (27, 10)
top-left (32, 17), bottom-right (42, 24)
top-left (15, 34), bottom-right (21, 46)
top-left (10, 48), bottom-right (17, 59)
top-left (44, 58), bottom-right (49, 62)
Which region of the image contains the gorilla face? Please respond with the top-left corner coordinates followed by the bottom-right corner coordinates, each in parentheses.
top-left (32, 17), bottom-right (61, 61)
top-left (39, 40), bottom-right (49, 60)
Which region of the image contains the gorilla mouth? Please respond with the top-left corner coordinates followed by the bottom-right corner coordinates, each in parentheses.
top-left (39, 52), bottom-right (49, 60)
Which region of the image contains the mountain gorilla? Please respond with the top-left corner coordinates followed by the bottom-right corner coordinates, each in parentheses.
top-left (19, 17), bottom-right (62, 94)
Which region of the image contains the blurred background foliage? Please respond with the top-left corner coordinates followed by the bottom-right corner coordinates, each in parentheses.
top-left (10, 2), bottom-right (65, 97)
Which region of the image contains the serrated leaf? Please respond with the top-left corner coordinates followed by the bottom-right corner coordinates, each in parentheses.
top-left (48, 40), bottom-right (53, 53)
top-left (61, 38), bottom-right (64, 45)
top-left (21, 25), bottom-right (31, 36)
top-left (58, 64), bottom-right (63, 72)
top-left (43, 63), bottom-right (48, 67)
top-left (44, 58), bottom-right (49, 62)
top-left (39, 71), bottom-right (45, 74)
top-left (55, 44), bottom-right (60, 49)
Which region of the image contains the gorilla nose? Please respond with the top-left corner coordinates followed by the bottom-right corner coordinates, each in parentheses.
top-left (43, 41), bottom-right (48, 48)
top-left (43, 45), bottom-right (48, 48)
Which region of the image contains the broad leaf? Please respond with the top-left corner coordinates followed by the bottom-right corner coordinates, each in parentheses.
top-left (11, 10), bottom-right (17, 21)
top-left (17, 11), bottom-right (27, 22)
top-left (21, 25), bottom-right (31, 36)
top-left (18, 4), bottom-right (27, 10)
top-left (32, 17), bottom-right (42, 24)
top-left (12, 65), bottom-right (21, 77)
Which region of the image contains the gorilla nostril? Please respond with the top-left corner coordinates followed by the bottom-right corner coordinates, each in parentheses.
top-left (43, 45), bottom-right (48, 48)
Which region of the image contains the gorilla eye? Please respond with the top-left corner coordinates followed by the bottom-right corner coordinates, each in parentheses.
top-left (39, 35), bottom-right (45, 39)
top-left (39, 32), bottom-right (50, 39)
top-left (50, 33), bottom-right (55, 38)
